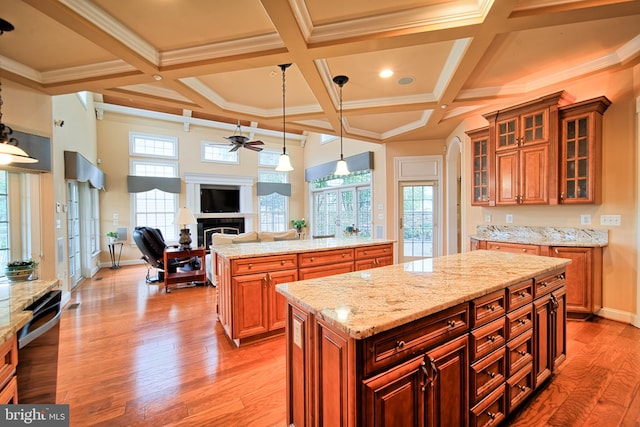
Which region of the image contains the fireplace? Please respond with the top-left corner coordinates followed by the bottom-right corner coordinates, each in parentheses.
top-left (197, 217), bottom-right (245, 247)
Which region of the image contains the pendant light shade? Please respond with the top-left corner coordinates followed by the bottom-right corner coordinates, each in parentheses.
top-left (333, 75), bottom-right (349, 176)
top-left (275, 63), bottom-right (293, 172)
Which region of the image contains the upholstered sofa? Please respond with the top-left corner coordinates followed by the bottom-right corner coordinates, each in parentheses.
top-left (205, 229), bottom-right (299, 284)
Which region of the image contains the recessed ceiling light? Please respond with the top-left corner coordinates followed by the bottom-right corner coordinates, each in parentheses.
top-left (152, 74), bottom-right (162, 81)
top-left (397, 76), bottom-right (414, 85)
top-left (379, 69), bottom-right (394, 78)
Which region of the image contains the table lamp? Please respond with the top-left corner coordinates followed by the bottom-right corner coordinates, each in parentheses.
top-left (174, 207), bottom-right (197, 249)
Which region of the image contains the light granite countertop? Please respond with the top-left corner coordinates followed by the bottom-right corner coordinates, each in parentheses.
top-left (212, 237), bottom-right (395, 260)
top-left (470, 225), bottom-right (608, 247)
top-left (0, 278), bottom-right (61, 345)
top-left (276, 250), bottom-right (570, 340)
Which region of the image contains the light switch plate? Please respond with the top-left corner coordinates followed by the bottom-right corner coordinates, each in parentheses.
top-left (600, 214), bottom-right (621, 226)
top-left (506, 214), bottom-right (513, 224)
top-left (580, 214), bottom-right (591, 225)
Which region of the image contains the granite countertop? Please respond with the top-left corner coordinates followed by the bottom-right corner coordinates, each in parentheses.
top-left (0, 278), bottom-right (61, 345)
top-left (212, 237), bottom-right (395, 260)
top-left (470, 225), bottom-right (608, 247)
top-left (276, 250), bottom-right (570, 340)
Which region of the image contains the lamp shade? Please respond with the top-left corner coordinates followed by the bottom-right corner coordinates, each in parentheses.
top-left (335, 159), bottom-right (350, 176)
top-left (174, 207), bottom-right (197, 226)
top-left (276, 153), bottom-right (293, 171)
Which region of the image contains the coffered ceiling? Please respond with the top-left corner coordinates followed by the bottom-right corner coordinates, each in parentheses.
top-left (1, 0), bottom-right (639, 143)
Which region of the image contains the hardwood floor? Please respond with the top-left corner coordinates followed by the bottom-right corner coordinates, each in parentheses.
top-left (57, 265), bottom-right (640, 426)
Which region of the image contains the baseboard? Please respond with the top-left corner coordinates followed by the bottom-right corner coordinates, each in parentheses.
top-left (595, 306), bottom-right (637, 326)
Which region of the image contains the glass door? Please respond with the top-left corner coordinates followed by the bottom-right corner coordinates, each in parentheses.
top-left (67, 181), bottom-right (82, 288)
top-left (399, 182), bottom-right (437, 262)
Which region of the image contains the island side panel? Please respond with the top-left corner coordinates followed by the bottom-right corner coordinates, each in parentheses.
top-left (286, 301), bottom-right (314, 427)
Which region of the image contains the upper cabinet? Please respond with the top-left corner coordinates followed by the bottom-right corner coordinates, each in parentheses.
top-left (558, 97), bottom-right (611, 204)
top-left (468, 91), bottom-right (610, 206)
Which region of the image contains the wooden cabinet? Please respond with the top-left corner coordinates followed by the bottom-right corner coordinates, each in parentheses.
top-left (496, 143), bottom-right (549, 205)
top-left (485, 241), bottom-right (541, 255)
top-left (355, 243), bottom-right (394, 271)
top-left (558, 96), bottom-right (610, 204)
top-left (0, 336), bottom-right (18, 404)
top-left (216, 243), bottom-right (394, 345)
top-left (467, 127), bottom-right (491, 206)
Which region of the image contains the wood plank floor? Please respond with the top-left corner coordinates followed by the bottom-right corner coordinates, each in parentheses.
top-left (57, 265), bottom-right (640, 426)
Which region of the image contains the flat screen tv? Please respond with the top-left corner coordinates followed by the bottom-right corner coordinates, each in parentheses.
top-left (200, 186), bottom-right (240, 213)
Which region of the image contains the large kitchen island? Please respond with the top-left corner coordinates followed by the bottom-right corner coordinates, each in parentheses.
top-left (275, 250), bottom-right (571, 426)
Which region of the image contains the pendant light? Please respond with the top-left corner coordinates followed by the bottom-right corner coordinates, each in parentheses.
top-left (275, 63), bottom-right (293, 171)
top-left (333, 75), bottom-right (349, 176)
top-left (0, 19), bottom-right (37, 166)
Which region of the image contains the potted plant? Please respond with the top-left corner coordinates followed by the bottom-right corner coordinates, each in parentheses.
top-left (290, 218), bottom-right (307, 233)
top-left (6, 258), bottom-right (39, 281)
top-left (107, 231), bottom-right (118, 244)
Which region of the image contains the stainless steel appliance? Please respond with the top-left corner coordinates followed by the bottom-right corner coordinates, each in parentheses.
top-left (16, 289), bottom-right (62, 403)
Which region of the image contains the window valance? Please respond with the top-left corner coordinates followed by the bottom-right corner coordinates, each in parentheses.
top-left (64, 151), bottom-right (105, 190)
top-left (304, 151), bottom-right (374, 181)
top-left (127, 176), bottom-right (181, 193)
top-left (256, 182), bottom-right (291, 197)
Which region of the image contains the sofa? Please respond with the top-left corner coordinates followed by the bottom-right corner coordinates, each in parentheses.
top-left (205, 229), bottom-right (299, 284)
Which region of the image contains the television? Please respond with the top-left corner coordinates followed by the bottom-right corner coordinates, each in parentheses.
top-left (200, 185), bottom-right (240, 213)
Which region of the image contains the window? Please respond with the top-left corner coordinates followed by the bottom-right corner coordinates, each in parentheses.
top-left (0, 171), bottom-right (8, 272)
top-left (131, 158), bottom-right (179, 242)
top-left (90, 187), bottom-right (100, 254)
top-left (258, 150), bottom-right (280, 167)
top-left (202, 141), bottom-right (239, 164)
top-left (130, 132), bottom-right (177, 159)
top-left (258, 169), bottom-right (288, 232)
top-left (311, 170), bottom-right (372, 238)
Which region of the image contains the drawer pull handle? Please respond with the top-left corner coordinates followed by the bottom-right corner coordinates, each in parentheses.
top-left (495, 246), bottom-right (500, 249)
top-left (486, 304), bottom-right (496, 311)
top-left (485, 370), bottom-right (496, 379)
top-left (248, 263), bottom-right (253, 269)
top-left (487, 411), bottom-right (496, 420)
top-left (310, 257), bottom-right (314, 262)
top-left (557, 273), bottom-right (566, 280)
top-left (396, 340), bottom-right (405, 350)
top-left (518, 384), bottom-right (526, 391)
top-left (446, 320), bottom-right (456, 328)
top-left (363, 251), bottom-right (368, 255)
top-left (342, 253), bottom-right (346, 258)
top-left (522, 248), bottom-right (527, 252)
top-left (280, 260), bottom-right (285, 265)
top-left (487, 335), bottom-right (496, 342)
top-left (518, 350), bottom-right (527, 356)
top-left (539, 282), bottom-right (547, 288)
top-left (518, 319), bottom-right (527, 325)
top-left (517, 291), bottom-right (527, 298)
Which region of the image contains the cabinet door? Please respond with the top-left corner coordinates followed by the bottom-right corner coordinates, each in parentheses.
top-left (470, 129), bottom-right (491, 205)
top-left (232, 273), bottom-right (269, 338)
top-left (519, 144), bottom-right (548, 204)
top-left (551, 247), bottom-right (594, 315)
top-left (520, 109), bottom-right (548, 146)
top-left (551, 287), bottom-right (567, 369)
top-left (496, 150), bottom-right (518, 205)
top-left (362, 355), bottom-right (425, 427)
top-left (533, 294), bottom-right (552, 389)
top-left (496, 118), bottom-right (519, 151)
top-left (268, 269), bottom-right (298, 330)
top-left (425, 334), bottom-right (469, 427)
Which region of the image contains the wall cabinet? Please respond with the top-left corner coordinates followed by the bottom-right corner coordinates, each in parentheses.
top-left (468, 91), bottom-right (609, 205)
top-left (0, 336), bottom-right (18, 404)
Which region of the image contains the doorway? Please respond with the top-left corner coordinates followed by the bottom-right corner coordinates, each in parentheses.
top-left (399, 182), bottom-right (437, 262)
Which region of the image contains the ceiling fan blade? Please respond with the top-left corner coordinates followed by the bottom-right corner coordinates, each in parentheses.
top-left (228, 144), bottom-right (241, 152)
top-left (246, 140), bottom-right (264, 146)
top-left (245, 145), bottom-right (263, 152)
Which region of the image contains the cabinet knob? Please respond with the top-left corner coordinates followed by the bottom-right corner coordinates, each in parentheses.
top-left (522, 248), bottom-right (527, 252)
top-left (518, 350), bottom-right (527, 356)
top-left (487, 411), bottom-right (496, 420)
top-left (486, 304), bottom-right (496, 311)
top-left (517, 291), bottom-right (527, 298)
top-left (518, 318), bottom-right (527, 325)
top-left (518, 384), bottom-right (527, 392)
top-left (485, 370), bottom-right (496, 379)
top-left (446, 320), bottom-right (456, 328)
top-left (310, 257), bottom-right (314, 262)
top-left (495, 246), bottom-right (500, 250)
top-left (341, 253), bottom-right (346, 258)
top-left (396, 340), bottom-right (405, 350)
top-left (363, 250), bottom-right (368, 255)
top-left (280, 260), bottom-right (285, 265)
top-left (248, 263), bottom-right (253, 269)
top-left (560, 192), bottom-right (565, 202)
top-left (487, 335), bottom-right (496, 342)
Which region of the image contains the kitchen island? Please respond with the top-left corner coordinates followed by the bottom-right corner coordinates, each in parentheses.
top-left (276, 250), bottom-right (570, 426)
top-left (212, 237), bottom-right (394, 346)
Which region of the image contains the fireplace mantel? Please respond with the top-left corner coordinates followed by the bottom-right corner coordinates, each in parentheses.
top-left (184, 173), bottom-right (256, 233)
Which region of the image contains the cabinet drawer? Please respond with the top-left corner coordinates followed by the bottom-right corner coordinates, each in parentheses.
top-left (231, 254), bottom-right (297, 275)
top-left (507, 362), bottom-right (534, 415)
top-left (470, 383), bottom-right (506, 427)
top-left (470, 347), bottom-right (505, 406)
top-left (362, 303), bottom-right (469, 376)
top-left (0, 336), bottom-right (17, 390)
top-left (298, 249), bottom-right (354, 268)
top-left (0, 376), bottom-right (17, 404)
top-left (506, 328), bottom-right (533, 377)
top-left (471, 290), bottom-right (505, 328)
top-left (354, 256), bottom-right (393, 271)
top-left (470, 317), bottom-right (506, 362)
top-left (506, 304), bottom-right (533, 341)
top-left (354, 244), bottom-right (393, 259)
top-left (298, 261), bottom-right (354, 280)
top-left (507, 280), bottom-right (533, 311)
top-left (534, 270), bottom-right (566, 298)
top-left (487, 242), bottom-right (540, 255)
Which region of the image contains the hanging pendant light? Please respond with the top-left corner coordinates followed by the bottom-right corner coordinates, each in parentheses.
top-left (333, 75), bottom-right (349, 176)
top-left (0, 20), bottom-right (37, 166)
top-left (275, 63), bottom-right (293, 172)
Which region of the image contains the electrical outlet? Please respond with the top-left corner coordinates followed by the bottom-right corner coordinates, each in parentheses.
top-left (600, 215), bottom-right (621, 226)
top-left (580, 214), bottom-right (591, 225)
top-left (506, 214), bottom-right (513, 224)
top-left (485, 214), bottom-right (492, 223)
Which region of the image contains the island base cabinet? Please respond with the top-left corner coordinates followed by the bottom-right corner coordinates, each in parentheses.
top-left (533, 286), bottom-right (566, 389)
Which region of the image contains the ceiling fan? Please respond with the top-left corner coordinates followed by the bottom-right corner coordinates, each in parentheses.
top-left (224, 121), bottom-right (264, 152)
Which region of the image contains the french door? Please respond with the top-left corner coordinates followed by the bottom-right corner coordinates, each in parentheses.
top-left (399, 182), bottom-right (437, 262)
top-left (67, 181), bottom-right (82, 288)
top-left (313, 186), bottom-right (371, 238)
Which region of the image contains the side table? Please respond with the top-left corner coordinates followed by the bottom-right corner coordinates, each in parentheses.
top-left (163, 247), bottom-right (207, 293)
top-left (108, 242), bottom-right (124, 269)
